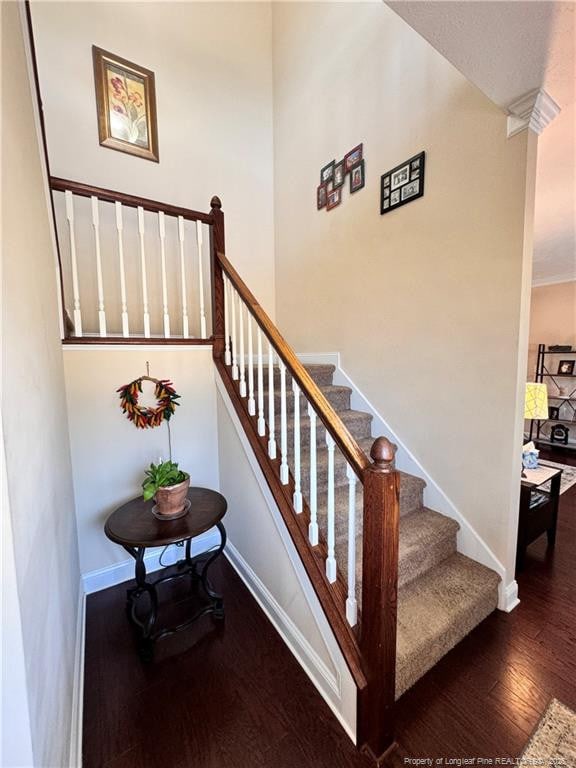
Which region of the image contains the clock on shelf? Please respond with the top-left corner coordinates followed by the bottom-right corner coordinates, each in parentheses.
top-left (550, 424), bottom-right (570, 445)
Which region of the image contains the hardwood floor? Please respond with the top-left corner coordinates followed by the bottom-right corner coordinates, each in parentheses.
top-left (84, 448), bottom-right (576, 767)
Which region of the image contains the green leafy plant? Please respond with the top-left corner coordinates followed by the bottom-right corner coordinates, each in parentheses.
top-left (142, 460), bottom-right (189, 501)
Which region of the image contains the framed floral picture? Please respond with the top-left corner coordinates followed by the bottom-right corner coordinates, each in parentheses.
top-left (92, 46), bottom-right (159, 162)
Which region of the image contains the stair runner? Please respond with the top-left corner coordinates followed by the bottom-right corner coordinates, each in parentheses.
top-left (276, 363), bottom-right (500, 698)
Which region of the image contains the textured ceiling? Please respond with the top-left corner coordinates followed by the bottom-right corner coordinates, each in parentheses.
top-left (387, 1), bottom-right (575, 285)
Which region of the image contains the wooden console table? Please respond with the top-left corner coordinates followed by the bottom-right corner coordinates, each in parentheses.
top-left (105, 487), bottom-right (227, 660)
top-left (517, 465), bottom-right (562, 572)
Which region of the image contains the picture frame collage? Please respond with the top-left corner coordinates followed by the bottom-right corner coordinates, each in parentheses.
top-left (317, 144), bottom-right (365, 212)
top-left (380, 151), bottom-right (425, 215)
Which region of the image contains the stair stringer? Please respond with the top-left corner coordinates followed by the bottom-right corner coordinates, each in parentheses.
top-left (297, 352), bottom-right (518, 613)
top-left (215, 373), bottom-right (358, 742)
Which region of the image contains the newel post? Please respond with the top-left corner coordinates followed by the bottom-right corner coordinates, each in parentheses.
top-left (358, 436), bottom-right (400, 764)
top-left (209, 196), bottom-right (225, 360)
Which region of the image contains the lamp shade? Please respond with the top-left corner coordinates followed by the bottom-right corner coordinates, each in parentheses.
top-left (524, 383), bottom-right (549, 420)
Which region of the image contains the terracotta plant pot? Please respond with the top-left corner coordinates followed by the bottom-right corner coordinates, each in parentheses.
top-left (154, 476), bottom-right (190, 517)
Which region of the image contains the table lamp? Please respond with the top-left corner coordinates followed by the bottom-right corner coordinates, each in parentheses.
top-left (523, 383), bottom-right (548, 474)
top-left (524, 382), bottom-right (549, 420)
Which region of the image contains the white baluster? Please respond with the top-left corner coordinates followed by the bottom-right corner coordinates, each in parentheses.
top-left (292, 382), bottom-right (303, 512)
top-left (267, 341), bottom-right (277, 459)
top-left (158, 211), bottom-right (170, 338)
top-left (239, 300), bottom-right (247, 397)
top-left (196, 221), bottom-right (207, 339)
top-left (279, 362), bottom-right (289, 484)
top-left (224, 275), bottom-right (231, 366)
top-left (231, 287), bottom-right (238, 380)
top-left (247, 312), bottom-right (256, 415)
top-left (115, 201), bottom-right (129, 337)
top-left (257, 327), bottom-right (265, 436)
top-left (178, 216), bottom-right (189, 338)
top-left (64, 191), bottom-right (82, 336)
top-left (91, 196), bottom-right (106, 337)
top-left (137, 207), bottom-right (150, 338)
top-left (325, 433), bottom-right (337, 583)
top-left (308, 405), bottom-right (318, 545)
top-left (345, 464), bottom-right (358, 626)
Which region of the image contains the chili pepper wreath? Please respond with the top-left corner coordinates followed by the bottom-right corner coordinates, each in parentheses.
top-left (117, 377), bottom-right (181, 429)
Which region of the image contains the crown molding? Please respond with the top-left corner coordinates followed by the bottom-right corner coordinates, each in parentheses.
top-left (507, 88), bottom-right (561, 138)
top-left (532, 273), bottom-right (576, 288)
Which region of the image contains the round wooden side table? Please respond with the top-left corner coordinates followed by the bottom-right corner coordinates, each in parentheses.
top-left (105, 487), bottom-right (227, 660)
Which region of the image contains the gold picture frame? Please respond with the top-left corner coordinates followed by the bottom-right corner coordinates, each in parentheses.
top-left (92, 46), bottom-right (159, 162)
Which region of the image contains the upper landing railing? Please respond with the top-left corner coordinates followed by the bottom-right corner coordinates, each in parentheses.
top-left (50, 177), bottom-right (214, 343)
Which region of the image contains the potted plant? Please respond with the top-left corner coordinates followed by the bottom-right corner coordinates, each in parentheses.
top-left (142, 460), bottom-right (190, 518)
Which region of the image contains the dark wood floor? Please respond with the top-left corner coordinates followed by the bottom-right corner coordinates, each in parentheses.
top-left (84, 447), bottom-right (576, 767)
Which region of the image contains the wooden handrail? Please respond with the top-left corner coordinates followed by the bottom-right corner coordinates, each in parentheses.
top-left (50, 177), bottom-right (214, 225)
top-left (208, 197), bottom-right (400, 763)
top-left (214, 249), bottom-right (371, 480)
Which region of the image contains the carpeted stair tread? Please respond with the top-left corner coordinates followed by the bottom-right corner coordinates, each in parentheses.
top-left (332, 508), bottom-right (459, 596)
top-left (273, 384), bottom-right (352, 414)
top-left (286, 408), bottom-right (373, 444)
top-left (395, 553), bottom-right (500, 698)
top-left (312, 466), bottom-right (425, 526)
top-left (397, 510), bottom-right (459, 587)
top-left (269, 363), bottom-right (336, 389)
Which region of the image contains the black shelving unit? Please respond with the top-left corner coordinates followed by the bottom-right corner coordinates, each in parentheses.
top-left (529, 344), bottom-right (576, 450)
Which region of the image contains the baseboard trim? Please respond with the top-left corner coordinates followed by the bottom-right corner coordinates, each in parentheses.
top-left (297, 352), bottom-right (340, 368)
top-left (225, 542), bottom-right (340, 698)
top-left (298, 351), bottom-right (515, 612)
top-left (82, 529), bottom-right (221, 594)
top-left (502, 579), bottom-right (520, 613)
top-left (69, 581), bottom-right (86, 767)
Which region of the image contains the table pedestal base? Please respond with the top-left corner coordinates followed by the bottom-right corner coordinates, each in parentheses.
top-left (123, 521), bottom-right (226, 661)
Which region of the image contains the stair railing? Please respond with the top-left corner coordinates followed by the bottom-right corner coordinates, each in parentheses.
top-left (210, 197), bottom-right (401, 762)
top-left (50, 177), bottom-right (214, 342)
top-left (49, 179), bottom-right (401, 760)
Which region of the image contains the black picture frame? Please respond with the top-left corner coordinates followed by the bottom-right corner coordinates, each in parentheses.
top-left (380, 151), bottom-right (425, 215)
top-left (557, 360), bottom-right (575, 376)
top-left (333, 161), bottom-right (345, 189)
top-left (349, 160), bottom-right (365, 193)
top-left (548, 406), bottom-right (560, 420)
top-left (317, 183), bottom-right (327, 210)
top-left (320, 160), bottom-right (335, 185)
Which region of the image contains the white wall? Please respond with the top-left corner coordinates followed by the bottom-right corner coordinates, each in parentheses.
top-left (1, 436), bottom-right (35, 768)
top-left (30, 1), bottom-right (276, 317)
top-left (272, 2), bottom-right (535, 579)
top-left (1, 4), bottom-right (81, 765)
top-left (63, 347), bottom-right (220, 577)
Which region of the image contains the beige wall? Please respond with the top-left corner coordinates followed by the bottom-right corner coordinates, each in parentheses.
top-left (30, 1), bottom-right (276, 317)
top-left (63, 347), bottom-right (220, 575)
top-left (272, 3), bottom-right (533, 571)
top-left (1, 4), bottom-right (81, 765)
top-left (528, 280), bottom-right (576, 377)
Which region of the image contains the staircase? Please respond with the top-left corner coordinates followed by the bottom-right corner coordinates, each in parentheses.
top-left (279, 363), bottom-right (500, 699)
top-left (51, 180), bottom-right (501, 764)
